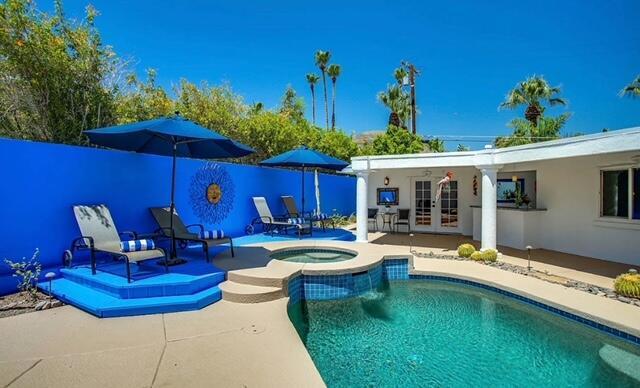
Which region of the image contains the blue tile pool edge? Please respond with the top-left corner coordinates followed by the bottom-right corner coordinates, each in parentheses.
top-left (286, 257), bottom-right (640, 347)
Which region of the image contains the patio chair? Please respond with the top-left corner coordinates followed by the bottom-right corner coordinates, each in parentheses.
top-left (368, 208), bottom-right (379, 231)
top-left (281, 195), bottom-right (333, 231)
top-left (252, 197), bottom-right (311, 239)
top-left (70, 204), bottom-right (167, 283)
top-left (149, 207), bottom-right (234, 262)
top-left (394, 208), bottom-right (410, 233)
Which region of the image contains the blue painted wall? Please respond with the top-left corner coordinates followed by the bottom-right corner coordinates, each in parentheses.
top-left (0, 138), bottom-right (355, 295)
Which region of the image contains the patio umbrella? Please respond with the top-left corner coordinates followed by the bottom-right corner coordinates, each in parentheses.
top-left (84, 114), bottom-right (254, 263)
top-left (259, 146), bottom-right (348, 216)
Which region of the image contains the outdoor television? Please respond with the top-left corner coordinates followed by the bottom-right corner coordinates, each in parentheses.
top-left (377, 188), bottom-right (399, 206)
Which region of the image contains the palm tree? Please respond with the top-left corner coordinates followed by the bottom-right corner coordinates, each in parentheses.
top-left (394, 67), bottom-right (408, 86)
top-left (620, 75), bottom-right (640, 98)
top-left (327, 64), bottom-right (341, 130)
top-left (378, 85), bottom-right (411, 128)
top-left (314, 50), bottom-right (331, 130)
top-left (306, 73), bottom-right (320, 124)
top-left (499, 75), bottom-right (567, 126)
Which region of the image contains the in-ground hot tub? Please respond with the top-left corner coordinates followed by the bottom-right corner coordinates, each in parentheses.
top-left (270, 247), bottom-right (357, 263)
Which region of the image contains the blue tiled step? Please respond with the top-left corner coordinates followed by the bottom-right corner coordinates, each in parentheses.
top-left (60, 266), bottom-right (225, 299)
top-left (41, 278), bottom-right (221, 318)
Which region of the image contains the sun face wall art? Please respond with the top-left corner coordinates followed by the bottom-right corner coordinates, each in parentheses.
top-left (189, 162), bottom-right (235, 224)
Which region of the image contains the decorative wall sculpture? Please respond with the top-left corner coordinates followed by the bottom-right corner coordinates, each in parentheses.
top-left (189, 163), bottom-right (235, 224)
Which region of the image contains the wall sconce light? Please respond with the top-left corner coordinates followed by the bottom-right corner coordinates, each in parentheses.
top-left (384, 176), bottom-right (390, 186)
top-left (511, 175), bottom-right (518, 182)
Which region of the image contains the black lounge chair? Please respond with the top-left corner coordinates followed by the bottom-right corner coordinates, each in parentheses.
top-left (149, 207), bottom-right (234, 262)
top-left (252, 197), bottom-right (311, 239)
top-left (281, 195), bottom-right (333, 231)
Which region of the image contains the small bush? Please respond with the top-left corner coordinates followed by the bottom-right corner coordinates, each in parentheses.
top-left (614, 272), bottom-right (640, 298)
top-left (470, 249), bottom-right (498, 262)
top-left (4, 249), bottom-right (42, 299)
top-left (457, 244), bottom-right (476, 258)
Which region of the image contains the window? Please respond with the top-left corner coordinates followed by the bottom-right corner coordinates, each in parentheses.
top-left (600, 168), bottom-right (639, 220)
top-left (497, 179), bottom-right (524, 203)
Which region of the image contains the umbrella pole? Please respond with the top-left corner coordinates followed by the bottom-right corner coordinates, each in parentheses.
top-left (169, 142), bottom-right (177, 263)
top-left (301, 166), bottom-right (305, 216)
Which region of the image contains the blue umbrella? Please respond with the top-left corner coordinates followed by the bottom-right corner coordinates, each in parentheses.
top-left (85, 114), bottom-right (254, 263)
top-left (260, 146), bottom-right (348, 216)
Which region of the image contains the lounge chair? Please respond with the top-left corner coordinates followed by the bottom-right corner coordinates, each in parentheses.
top-left (281, 195), bottom-right (333, 231)
top-left (394, 208), bottom-right (410, 233)
top-left (252, 197), bottom-right (311, 239)
top-left (368, 208), bottom-right (379, 231)
top-left (70, 204), bottom-right (167, 282)
top-left (149, 207), bottom-right (234, 262)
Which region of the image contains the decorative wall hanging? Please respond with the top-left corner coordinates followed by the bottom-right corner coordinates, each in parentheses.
top-left (473, 175), bottom-right (478, 196)
top-left (189, 162), bottom-right (235, 224)
top-left (435, 171), bottom-right (453, 201)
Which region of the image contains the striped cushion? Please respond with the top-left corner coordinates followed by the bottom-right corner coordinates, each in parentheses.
top-left (313, 213), bottom-right (329, 220)
top-left (120, 239), bottom-right (156, 252)
top-left (287, 217), bottom-right (306, 225)
top-left (200, 230), bottom-right (225, 239)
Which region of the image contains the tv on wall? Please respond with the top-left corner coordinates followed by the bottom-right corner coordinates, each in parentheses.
top-left (377, 188), bottom-right (399, 206)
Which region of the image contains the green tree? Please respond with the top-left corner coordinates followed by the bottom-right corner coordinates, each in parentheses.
top-left (370, 125), bottom-right (424, 155)
top-left (495, 113), bottom-right (571, 148)
top-left (314, 50), bottom-right (331, 130)
top-left (279, 86), bottom-right (305, 125)
top-left (114, 69), bottom-right (174, 123)
top-left (0, 0), bottom-right (121, 144)
top-left (457, 144), bottom-right (470, 151)
top-left (394, 67), bottom-right (408, 86)
top-left (310, 129), bottom-right (359, 161)
top-left (305, 73), bottom-right (320, 124)
top-left (378, 85), bottom-right (410, 128)
top-left (499, 75), bottom-right (567, 126)
top-left (327, 64), bottom-right (341, 130)
top-left (620, 75), bottom-right (640, 98)
top-left (426, 138), bottom-right (445, 152)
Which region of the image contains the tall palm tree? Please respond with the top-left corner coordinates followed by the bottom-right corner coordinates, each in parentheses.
top-left (306, 73), bottom-right (320, 124)
top-left (378, 85), bottom-right (411, 128)
top-left (394, 67), bottom-right (408, 86)
top-left (327, 64), bottom-right (341, 130)
top-left (620, 75), bottom-right (640, 98)
top-left (499, 75), bottom-right (567, 126)
top-left (314, 50), bottom-right (331, 130)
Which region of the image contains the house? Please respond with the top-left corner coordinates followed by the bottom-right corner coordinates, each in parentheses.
top-left (350, 127), bottom-right (640, 266)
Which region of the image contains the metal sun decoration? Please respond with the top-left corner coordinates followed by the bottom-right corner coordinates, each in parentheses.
top-left (189, 163), bottom-right (235, 224)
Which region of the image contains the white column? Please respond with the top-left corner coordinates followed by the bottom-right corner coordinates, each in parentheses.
top-left (478, 166), bottom-right (500, 251)
top-left (355, 171), bottom-right (369, 243)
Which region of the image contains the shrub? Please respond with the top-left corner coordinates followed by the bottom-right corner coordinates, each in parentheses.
top-left (457, 244), bottom-right (476, 258)
top-left (614, 271), bottom-right (640, 298)
top-left (470, 249), bottom-right (498, 262)
top-left (4, 249), bottom-right (42, 299)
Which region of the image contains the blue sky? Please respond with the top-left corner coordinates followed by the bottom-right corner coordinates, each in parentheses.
top-left (50, 0), bottom-right (639, 149)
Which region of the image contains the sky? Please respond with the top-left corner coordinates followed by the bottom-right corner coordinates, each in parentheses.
top-left (45, 0), bottom-right (640, 149)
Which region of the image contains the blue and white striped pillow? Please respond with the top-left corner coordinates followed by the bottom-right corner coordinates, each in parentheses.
top-left (313, 213), bottom-right (328, 220)
top-left (200, 230), bottom-right (225, 239)
top-left (120, 239), bottom-right (156, 252)
top-left (287, 217), bottom-right (306, 225)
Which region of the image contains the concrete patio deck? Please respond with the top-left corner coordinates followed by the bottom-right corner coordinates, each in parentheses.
top-left (2, 230), bottom-right (640, 387)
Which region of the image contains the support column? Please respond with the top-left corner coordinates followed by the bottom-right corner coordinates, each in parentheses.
top-left (478, 166), bottom-right (501, 251)
top-left (355, 171), bottom-right (369, 243)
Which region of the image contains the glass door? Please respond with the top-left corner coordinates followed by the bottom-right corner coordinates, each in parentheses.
top-left (438, 180), bottom-right (459, 232)
top-left (412, 179), bottom-right (435, 231)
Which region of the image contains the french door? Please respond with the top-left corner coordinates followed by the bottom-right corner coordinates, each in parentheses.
top-left (411, 178), bottom-right (460, 233)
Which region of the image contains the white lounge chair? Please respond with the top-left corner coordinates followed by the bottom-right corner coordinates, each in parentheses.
top-left (71, 204), bottom-right (167, 282)
top-left (252, 197), bottom-right (311, 239)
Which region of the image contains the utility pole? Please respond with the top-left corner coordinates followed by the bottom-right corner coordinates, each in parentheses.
top-left (402, 61), bottom-right (420, 135)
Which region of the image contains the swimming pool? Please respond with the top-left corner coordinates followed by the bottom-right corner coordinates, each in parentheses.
top-left (271, 248), bottom-right (356, 263)
top-left (288, 280), bottom-right (640, 387)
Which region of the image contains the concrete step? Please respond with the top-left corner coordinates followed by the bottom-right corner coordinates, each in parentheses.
top-left (227, 267), bottom-right (292, 288)
top-left (42, 278), bottom-right (221, 318)
top-left (219, 281), bottom-right (284, 303)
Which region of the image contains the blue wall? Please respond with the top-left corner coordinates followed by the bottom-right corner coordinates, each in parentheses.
top-left (0, 138), bottom-right (355, 295)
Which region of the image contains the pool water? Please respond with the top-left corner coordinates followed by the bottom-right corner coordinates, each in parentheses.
top-left (288, 280), bottom-right (640, 387)
top-left (271, 248), bottom-right (356, 263)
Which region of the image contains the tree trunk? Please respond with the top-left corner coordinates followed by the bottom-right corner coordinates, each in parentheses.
top-left (331, 79), bottom-right (336, 130)
top-left (525, 104), bottom-right (541, 127)
top-left (322, 71), bottom-right (329, 130)
top-left (310, 84), bottom-right (316, 124)
top-left (389, 112), bottom-right (400, 127)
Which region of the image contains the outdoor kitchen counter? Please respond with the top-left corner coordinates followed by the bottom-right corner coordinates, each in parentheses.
top-left (472, 206), bottom-right (546, 249)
